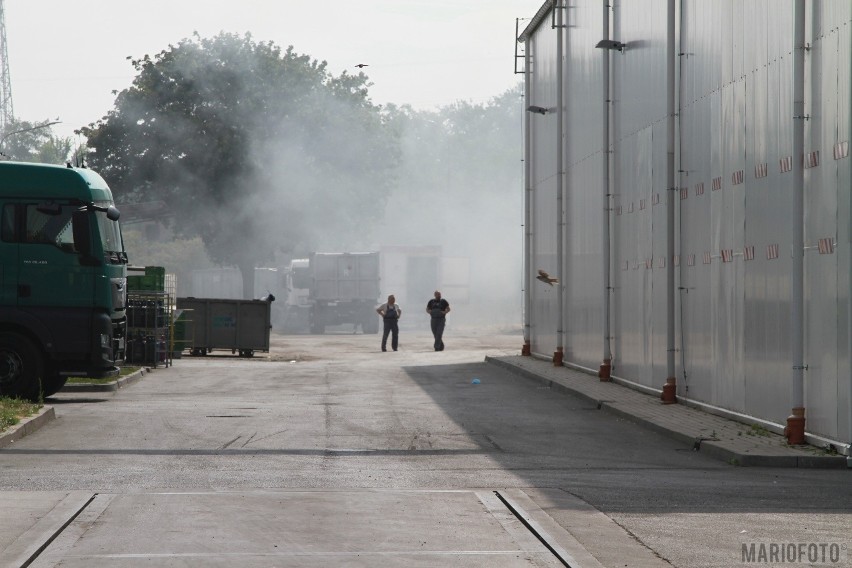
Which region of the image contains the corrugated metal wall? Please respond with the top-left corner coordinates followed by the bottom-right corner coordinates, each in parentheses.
top-left (529, 20), bottom-right (560, 355)
top-left (522, 0), bottom-right (851, 445)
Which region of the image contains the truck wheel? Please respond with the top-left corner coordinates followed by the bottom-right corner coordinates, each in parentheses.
top-left (41, 374), bottom-right (68, 398)
top-left (362, 319), bottom-right (379, 334)
top-left (0, 333), bottom-right (44, 401)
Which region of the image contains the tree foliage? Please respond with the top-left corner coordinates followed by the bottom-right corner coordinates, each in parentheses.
top-left (83, 33), bottom-right (399, 296)
top-left (1, 119), bottom-right (76, 164)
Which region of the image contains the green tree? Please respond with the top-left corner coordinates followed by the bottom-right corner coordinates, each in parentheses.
top-left (1, 119), bottom-right (75, 164)
top-left (83, 32), bottom-right (399, 297)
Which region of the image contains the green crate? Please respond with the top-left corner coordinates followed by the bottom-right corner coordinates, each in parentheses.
top-left (127, 266), bottom-right (165, 291)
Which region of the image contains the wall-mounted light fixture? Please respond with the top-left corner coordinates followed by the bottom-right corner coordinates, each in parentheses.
top-left (595, 39), bottom-right (626, 52)
top-left (526, 105), bottom-right (551, 115)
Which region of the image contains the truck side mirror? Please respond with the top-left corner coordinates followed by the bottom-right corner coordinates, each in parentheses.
top-left (106, 205), bottom-right (120, 221)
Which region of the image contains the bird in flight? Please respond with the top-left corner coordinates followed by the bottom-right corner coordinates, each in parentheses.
top-left (536, 269), bottom-right (559, 286)
top-left (355, 63), bottom-right (369, 68)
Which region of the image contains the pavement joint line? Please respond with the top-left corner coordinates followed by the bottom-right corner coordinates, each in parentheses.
top-left (494, 490), bottom-right (582, 568)
top-left (485, 355), bottom-right (848, 469)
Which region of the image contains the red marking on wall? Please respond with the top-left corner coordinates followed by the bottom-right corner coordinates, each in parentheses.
top-left (731, 170), bottom-right (744, 185)
top-left (818, 238), bottom-right (834, 255)
top-left (721, 249), bottom-right (733, 263)
top-left (703, 252), bottom-right (712, 265)
top-left (712, 177), bottom-right (722, 191)
top-left (834, 141), bottom-right (849, 160)
top-left (687, 254), bottom-right (696, 267)
top-left (695, 182), bottom-right (705, 196)
top-left (805, 151), bottom-right (819, 169)
top-left (767, 243), bottom-right (780, 260)
top-left (743, 246), bottom-right (755, 261)
top-left (780, 156), bottom-right (793, 173)
top-left (754, 163), bottom-right (768, 178)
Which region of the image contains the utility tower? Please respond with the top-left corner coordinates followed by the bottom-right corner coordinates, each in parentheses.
top-left (0, 0), bottom-right (13, 130)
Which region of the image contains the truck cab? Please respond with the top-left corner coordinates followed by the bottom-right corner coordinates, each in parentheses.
top-left (0, 162), bottom-right (127, 400)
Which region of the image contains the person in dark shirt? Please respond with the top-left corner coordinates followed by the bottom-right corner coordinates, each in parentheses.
top-left (425, 290), bottom-right (451, 351)
top-left (376, 294), bottom-right (402, 352)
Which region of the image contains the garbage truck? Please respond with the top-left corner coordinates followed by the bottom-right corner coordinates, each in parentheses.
top-left (281, 252), bottom-right (380, 334)
top-left (0, 162), bottom-right (127, 400)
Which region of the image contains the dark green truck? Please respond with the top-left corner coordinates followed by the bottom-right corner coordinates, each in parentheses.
top-left (0, 162), bottom-right (127, 400)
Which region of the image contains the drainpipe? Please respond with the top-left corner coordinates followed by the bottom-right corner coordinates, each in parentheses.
top-left (553, 0), bottom-right (565, 366)
top-left (523, 44), bottom-right (532, 357)
top-left (661, 0), bottom-right (678, 403)
top-left (599, 0), bottom-right (613, 380)
top-left (786, 0), bottom-right (807, 444)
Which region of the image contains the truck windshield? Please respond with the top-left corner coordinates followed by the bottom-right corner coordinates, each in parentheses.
top-left (94, 202), bottom-right (126, 263)
top-left (24, 202), bottom-right (126, 263)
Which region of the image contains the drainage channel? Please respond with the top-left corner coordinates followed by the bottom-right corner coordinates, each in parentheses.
top-left (17, 494), bottom-right (97, 568)
top-left (494, 490), bottom-right (581, 568)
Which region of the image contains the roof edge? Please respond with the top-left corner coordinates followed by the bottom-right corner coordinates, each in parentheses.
top-left (518, 0), bottom-right (554, 43)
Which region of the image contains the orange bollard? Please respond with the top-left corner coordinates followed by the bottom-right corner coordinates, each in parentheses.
top-left (661, 377), bottom-right (677, 404)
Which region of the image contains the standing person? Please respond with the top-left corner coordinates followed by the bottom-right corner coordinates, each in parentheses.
top-left (376, 294), bottom-right (402, 352)
top-left (426, 290), bottom-right (450, 351)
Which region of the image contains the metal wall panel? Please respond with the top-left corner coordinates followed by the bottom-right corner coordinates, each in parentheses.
top-left (609, 0), bottom-right (669, 388)
top-left (564, 0), bottom-right (606, 368)
top-left (528, 23), bottom-right (560, 357)
top-left (836, 6), bottom-right (852, 443)
top-left (523, 0), bottom-right (851, 444)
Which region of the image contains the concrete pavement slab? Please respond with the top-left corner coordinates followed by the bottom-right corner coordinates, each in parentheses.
top-left (24, 489), bottom-right (593, 567)
top-left (487, 355), bottom-right (848, 468)
top-left (0, 491), bottom-right (93, 568)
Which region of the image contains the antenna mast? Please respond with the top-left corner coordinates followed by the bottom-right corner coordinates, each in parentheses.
top-left (0, 0), bottom-right (13, 130)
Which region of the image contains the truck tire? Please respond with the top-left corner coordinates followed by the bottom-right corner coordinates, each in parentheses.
top-left (0, 332), bottom-right (44, 401)
top-left (40, 373), bottom-right (68, 398)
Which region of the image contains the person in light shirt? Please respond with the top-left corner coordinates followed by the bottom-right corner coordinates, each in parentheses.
top-left (376, 294), bottom-right (402, 352)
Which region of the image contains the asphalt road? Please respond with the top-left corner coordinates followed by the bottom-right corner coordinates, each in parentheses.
top-left (1, 327), bottom-right (849, 567)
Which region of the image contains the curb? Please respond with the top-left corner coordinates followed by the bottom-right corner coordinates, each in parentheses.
top-left (0, 405), bottom-right (56, 449)
top-left (485, 356), bottom-right (848, 469)
top-left (60, 368), bottom-right (147, 393)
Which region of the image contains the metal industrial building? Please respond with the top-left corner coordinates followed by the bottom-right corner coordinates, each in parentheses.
top-left (518, 1), bottom-right (851, 453)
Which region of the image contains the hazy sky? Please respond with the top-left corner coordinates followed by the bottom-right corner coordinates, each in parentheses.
top-left (7, 0), bottom-right (535, 140)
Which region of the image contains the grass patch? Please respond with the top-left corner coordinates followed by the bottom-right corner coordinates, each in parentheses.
top-left (745, 423), bottom-right (772, 437)
top-left (65, 366), bottom-right (141, 385)
top-left (0, 397), bottom-right (42, 433)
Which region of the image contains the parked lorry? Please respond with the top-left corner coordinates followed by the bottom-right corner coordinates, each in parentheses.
top-left (0, 162), bottom-right (127, 400)
top-left (281, 252), bottom-right (380, 334)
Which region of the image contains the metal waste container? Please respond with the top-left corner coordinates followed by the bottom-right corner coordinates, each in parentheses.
top-left (176, 297), bottom-right (273, 357)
